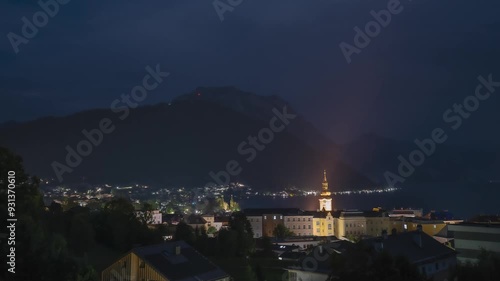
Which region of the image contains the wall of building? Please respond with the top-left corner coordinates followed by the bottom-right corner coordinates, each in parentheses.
top-left (365, 216), bottom-right (390, 237)
top-left (287, 269), bottom-right (329, 281)
top-left (319, 198), bottom-right (332, 212)
top-left (248, 215), bottom-right (263, 238)
top-left (390, 219), bottom-right (447, 237)
top-left (449, 224), bottom-right (500, 264)
top-left (336, 216), bottom-right (367, 237)
top-left (313, 213), bottom-right (334, 237)
top-left (102, 253), bottom-right (167, 281)
top-left (417, 256), bottom-right (456, 281)
top-left (262, 213), bottom-right (284, 237)
top-left (284, 215), bottom-right (314, 236)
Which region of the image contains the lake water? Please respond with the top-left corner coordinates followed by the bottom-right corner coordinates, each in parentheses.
top-left (239, 182), bottom-right (500, 219)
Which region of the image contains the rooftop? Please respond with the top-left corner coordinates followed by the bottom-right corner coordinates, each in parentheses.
top-left (366, 231), bottom-right (456, 265)
top-left (132, 241), bottom-right (229, 281)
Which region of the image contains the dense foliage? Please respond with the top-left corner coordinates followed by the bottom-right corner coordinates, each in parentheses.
top-left (0, 148), bottom-right (164, 281)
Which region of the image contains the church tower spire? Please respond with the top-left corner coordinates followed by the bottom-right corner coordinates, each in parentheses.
top-left (322, 169), bottom-right (328, 191)
top-left (319, 170), bottom-right (332, 212)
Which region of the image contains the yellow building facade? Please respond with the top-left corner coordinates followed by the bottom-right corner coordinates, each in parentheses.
top-left (313, 212), bottom-right (335, 236)
top-left (390, 219), bottom-right (447, 236)
top-left (102, 252), bottom-right (168, 281)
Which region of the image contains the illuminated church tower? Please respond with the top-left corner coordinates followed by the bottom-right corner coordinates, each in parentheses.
top-left (319, 170), bottom-right (333, 211)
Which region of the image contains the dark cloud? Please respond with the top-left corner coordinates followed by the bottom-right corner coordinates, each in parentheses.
top-left (1, 0), bottom-right (499, 144)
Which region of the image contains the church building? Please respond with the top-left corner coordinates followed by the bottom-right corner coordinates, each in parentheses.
top-left (319, 170), bottom-right (333, 211)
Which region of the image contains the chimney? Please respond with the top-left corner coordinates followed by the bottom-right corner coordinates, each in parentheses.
top-left (413, 233), bottom-right (423, 248)
top-left (175, 245), bottom-right (181, 255)
top-left (391, 228), bottom-right (397, 236)
top-left (381, 230), bottom-right (388, 240)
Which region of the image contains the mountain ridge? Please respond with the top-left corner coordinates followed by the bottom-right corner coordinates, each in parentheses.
top-left (0, 89), bottom-right (373, 190)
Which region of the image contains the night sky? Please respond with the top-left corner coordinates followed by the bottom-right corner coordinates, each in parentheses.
top-left (1, 0), bottom-right (499, 145)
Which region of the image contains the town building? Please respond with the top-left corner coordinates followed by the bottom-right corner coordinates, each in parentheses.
top-left (247, 214), bottom-right (263, 238)
top-left (201, 214), bottom-right (225, 231)
top-left (367, 229), bottom-right (457, 281)
top-left (285, 240), bottom-right (353, 281)
top-left (245, 208), bottom-right (296, 237)
top-left (318, 170), bottom-right (332, 211)
top-left (284, 212), bottom-right (314, 236)
top-left (448, 221), bottom-right (500, 264)
top-left (285, 229), bottom-right (457, 281)
top-left (135, 210), bottom-right (163, 225)
top-left (389, 208), bottom-right (424, 218)
top-left (101, 241), bottom-right (230, 281)
top-left (184, 214), bottom-right (208, 230)
top-left (312, 211), bottom-right (335, 237)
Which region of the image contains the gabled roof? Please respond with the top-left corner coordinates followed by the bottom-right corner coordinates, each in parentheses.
top-left (185, 214), bottom-right (207, 225)
top-left (132, 241), bottom-right (229, 281)
top-left (288, 240), bottom-right (355, 274)
top-left (366, 231), bottom-right (456, 265)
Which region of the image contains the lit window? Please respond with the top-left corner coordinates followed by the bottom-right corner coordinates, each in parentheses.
top-left (280, 216), bottom-right (283, 219)
top-left (434, 225), bottom-right (437, 229)
top-left (264, 216), bottom-right (267, 219)
top-left (404, 224), bottom-right (408, 230)
top-left (273, 216), bottom-right (276, 220)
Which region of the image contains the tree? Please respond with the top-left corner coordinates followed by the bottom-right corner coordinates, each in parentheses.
top-left (256, 236), bottom-right (275, 258)
top-left (207, 226), bottom-right (218, 235)
top-left (273, 223), bottom-right (294, 239)
top-left (93, 197), bottom-right (150, 251)
top-left (69, 213), bottom-right (96, 256)
top-left (229, 212), bottom-right (255, 256)
top-left (229, 195), bottom-right (240, 211)
top-left (138, 202), bottom-right (154, 225)
top-left (174, 221), bottom-right (196, 245)
top-left (216, 228), bottom-right (238, 257)
top-left (0, 147), bottom-right (97, 281)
